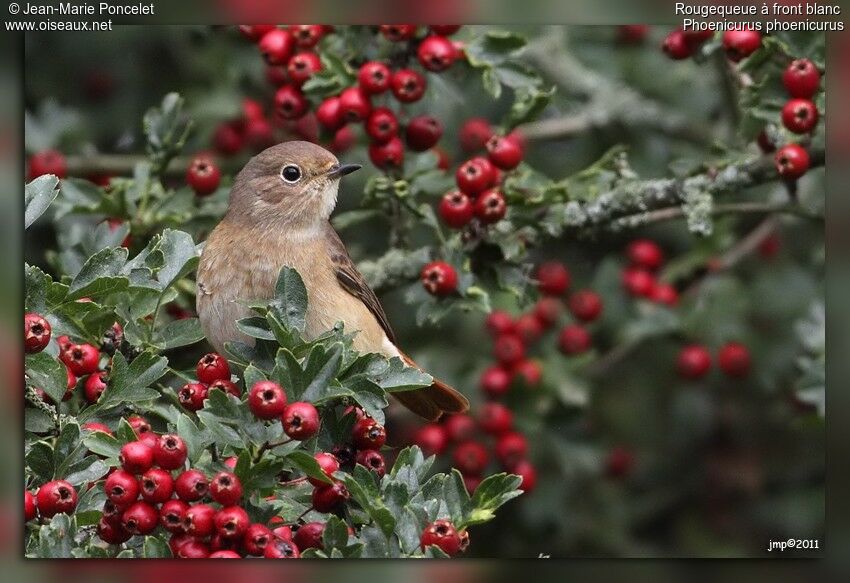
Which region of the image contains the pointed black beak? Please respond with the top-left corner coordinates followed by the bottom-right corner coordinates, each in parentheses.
top-left (327, 163), bottom-right (361, 179)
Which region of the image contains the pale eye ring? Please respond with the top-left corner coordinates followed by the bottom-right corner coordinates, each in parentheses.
top-left (280, 164), bottom-right (302, 183)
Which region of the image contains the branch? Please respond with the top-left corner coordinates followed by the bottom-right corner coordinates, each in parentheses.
top-left (521, 27), bottom-right (716, 145)
top-left (65, 154), bottom-right (244, 178)
top-left (608, 201), bottom-right (823, 231)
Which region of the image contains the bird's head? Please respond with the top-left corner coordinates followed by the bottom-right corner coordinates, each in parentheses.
top-left (226, 141), bottom-right (361, 230)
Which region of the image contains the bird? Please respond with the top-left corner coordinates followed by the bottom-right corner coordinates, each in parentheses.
top-left (196, 141), bottom-right (469, 421)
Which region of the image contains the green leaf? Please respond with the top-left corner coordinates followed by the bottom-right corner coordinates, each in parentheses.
top-left (25, 352), bottom-right (68, 405)
top-left (287, 450), bottom-right (334, 485)
top-left (67, 247), bottom-right (129, 300)
top-left (236, 316), bottom-right (276, 341)
top-left (63, 457), bottom-right (110, 486)
top-left (37, 513), bottom-right (75, 558)
top-left (463, 473), bottom-right (523, 527)
top-left (25, 174), bottom-right (60, 228)
top-left (299, 343), bottom-right (344, 402)
top-left (270, 267), bottom-right (309, 333)
top-left (343, 474), bottom-right (396, 538)
top-left (176, 414), bottom-right (209, 463)
top-left (466, 30), bottom-right (527, 65)
top-left (79, 352), bottom-right (165, 420)
top-left (26, 441), bottom-right (54, 482)
top-left (81, 430), bottom-right (122, 459)
top-left (366, 356), bottom-right (433, 393)
top-left (152, 317), bottom-right (204, 349)
top-left (143, 536), bottom-right (172, 558)
top-left (322, 516), bottom-right (350, 551)
top-left (506, 86), bottom-right (555, 129)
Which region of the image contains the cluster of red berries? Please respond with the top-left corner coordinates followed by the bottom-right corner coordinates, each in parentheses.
top-left (662, 26), bottom-right (762, 62)
top-left (620, 239), bottom-right (679, 306)
top-left (771, 58), bottom-right (821, 181)
top-left (676, 341), bottom-right (752, 380)
top-left (27, 149), bottom-right (68, 180)
top-left (25, 312), bottom-right (122, 405)
top-left (233, 24), bottom-right (464, 172)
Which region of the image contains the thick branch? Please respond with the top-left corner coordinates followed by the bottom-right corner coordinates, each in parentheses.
top-left (608, 201), bottom-right (823, 231)
top-left (64, 154), bottom-right (243, 178)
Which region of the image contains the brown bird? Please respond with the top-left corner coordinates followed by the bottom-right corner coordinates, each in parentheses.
top-left (196, 141), bottom-right (469, 420)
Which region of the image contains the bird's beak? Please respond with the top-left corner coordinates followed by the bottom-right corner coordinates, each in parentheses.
top-left (327, 163), bottom-right (362, 179)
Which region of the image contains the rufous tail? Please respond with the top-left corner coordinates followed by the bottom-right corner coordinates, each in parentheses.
top-left (393, 352), bottom-right (469, 421)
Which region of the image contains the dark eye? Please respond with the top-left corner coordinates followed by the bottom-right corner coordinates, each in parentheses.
top-left (281, 164), bottom-right (302, 183)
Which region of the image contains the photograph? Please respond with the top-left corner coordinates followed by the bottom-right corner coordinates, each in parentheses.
top-left (22, 23), bottom-right (825, 559)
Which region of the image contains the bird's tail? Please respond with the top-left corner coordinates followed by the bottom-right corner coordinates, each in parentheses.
top-left (393, 352), bottom-right (469, 421)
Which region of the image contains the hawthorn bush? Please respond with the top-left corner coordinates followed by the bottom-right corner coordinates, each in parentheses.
top-left (24, 25), bottom-right (824, 558)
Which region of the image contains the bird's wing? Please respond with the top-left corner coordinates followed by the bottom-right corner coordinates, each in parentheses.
top-left (325, 224), bottom-right (396, 344)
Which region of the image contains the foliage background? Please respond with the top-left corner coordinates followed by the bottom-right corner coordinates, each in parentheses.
top-left (23, 25), bottom-right (824, 557)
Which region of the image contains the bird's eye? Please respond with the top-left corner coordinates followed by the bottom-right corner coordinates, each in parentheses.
top-left (280, 164), bottom-right (302, 183)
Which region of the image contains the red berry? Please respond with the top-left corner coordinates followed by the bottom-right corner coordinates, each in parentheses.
top-left (677, 344), bottom-right (712, 379)
top-left (178, 382), bottom-right (208, 412)
top-left (460, 118), bottom-right (493, 152)
top-left (453, 441), bottom-right (490, 475)
top-left (627, 239), bottom-right (664, 270)
top-left (274, 85), bottom-right (308, 120)
top-left (781, 98), bottom-right (819, 134)
top-left (265, 67), bottom-right (289, 88)
top-left (60, 343), bottom-right (100, 376)
top-left (421, 520), bottom-right (462, 555)
top-left (213, 122), bottom-right (243, 155)
top-left (210, 471), bottom-right (243, 506)
top-left (774, 144), bottom-right (810, 180)
top-left (758, 233), bottom-right (781, 259)
top-left (650, 282), bottom-right (679, 306)
top-left (138, 431), bottom-right (159, 449)
top-left (293, 522), bottom-right (325, 550)
top-left (196, 352), bottom-right (230, 385)
top-left (154, 433), bottom-right (187, 470)
top-left (606, 446), bottom-right (635, 478)
top-left (513, 459), bottom-right (537, 492)
top-left (339, 86), bottom-right (372, 122)
top-left (718, 342), bottom-right (751, 378)
top-left (358, 61), bottom-right (391, 94)
top-left (160, 499), bottom-right (189, 533)
top-left (512, 359), bottom-right (542, 387)
top-left (122, 501), bottom-right (158, 535)
top-left (662, 29), bottom-right (692, 60)
top-left (455, 156), bottom-right (496, 196)
top-left (438, 190), bottom-right (474, 228)
top-left (97, 517), bottom-right (132, 544)
top-left (177, 539), bottom-right (211, 558)
top-left (312, 481), bottom-right (350, 513)
top-left (380, 24), bottom-right (416, 41)
top-left (352, 417), bottom-right (387, 450)
top-left (412, 424), bottom-right (448, 456)
top-left (24, 313), bottom-right (51, 353)
top-left (215, 506), bottom-right (250, 540)
top-left (140, 468), bottom-right (174, 504)
top-left (119, 440), bottom-right (154, 474)
top-left (536, 262), bottom-right (570, 296)
top-left (290, 24), bottom-right (324, 48)
top-left (474, 189), bottom-right (507, 224)
top-left (390, 69), bottom-right (426, 103)
top-left (183, 503), bottom-right (216, 537)
top-left (421, 261), bottom-right (458, 296)
top-left (444, 414), bottom-right (475, 443)
top-left (282, 401), bottom-right (320, 440)
top-left (264, 539), bottom-right (301, 558)
top-left (259, 28), bottom-right (295, 65)
top-left (617, 25), bottom-right (649, 44)
top-left (186, 155), bottom-right (221, 196)
top-left (478, 402), bottom-right (513, 435)
top-left (28, 149), bottom-right (67, 179)
top-left (56, 335), bottom-right (73, 353)
top-left (622, 267), bottom-right (655, 297)
top-left (356, 449), bottom-right (387, 477)
top-left (783, 58), bottom-right (820, 98)
top-left (365, 107), bottom-right (399, 144)
top-left (532, 298), bottom-right (561, 328)
top-left (316, 97), bottom-right (343, 131)
top-left (722, 28), bottom-right (761, 62)
top-left (405, 115), bottom-right (443, 151)
top-left (310, 452), bottom-right (340, 487)
top-left (757, 129), bottom-right (775, 154)
top-left (486, 135), bottom-right (523, 170)
top-left (558, 324), bottom-right (591, 355)
top-left (271, 524), bottom-right (293, 540)
top-left (25, 491), bottom-right (37, 521)
top-left (175, 469), bottom-right (209, 502)
top-left (101, 498), bottom-right (124, 525)
top-left (479, 365), bottom-right (511, 397)
top-left (515, 313), bottom-right (544, 344)
top-left (209, 379), bottom-right (241, 398)
top-left (493, 333), bottom-right (525, 366)
top-left (485, 310), bottom-right (515, 336)
top-left (368, 136), bottom-right (404, 169)
top-left (683, 29), bottom-right (714, 47)
top-left (248, 380), bottom-right (288, 420)
top-left (209, 550), bottom-right (241, 558)
top-left (494, 431), bottom-right (528, 469)
top-left (105, 469), bottom-right (140, 506)
top-left (568, 290), bottom-right (603, 322)
top-left (417, 35), bottom-right (457, 71)
top-left (430, 25), bottom-right (461, 36)
top-left (239, 24), bottom-right (276, 41)
top-left (244, 523), bottom-right (274, 556)
top-left (36, 480), bottom-right (77, 518)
